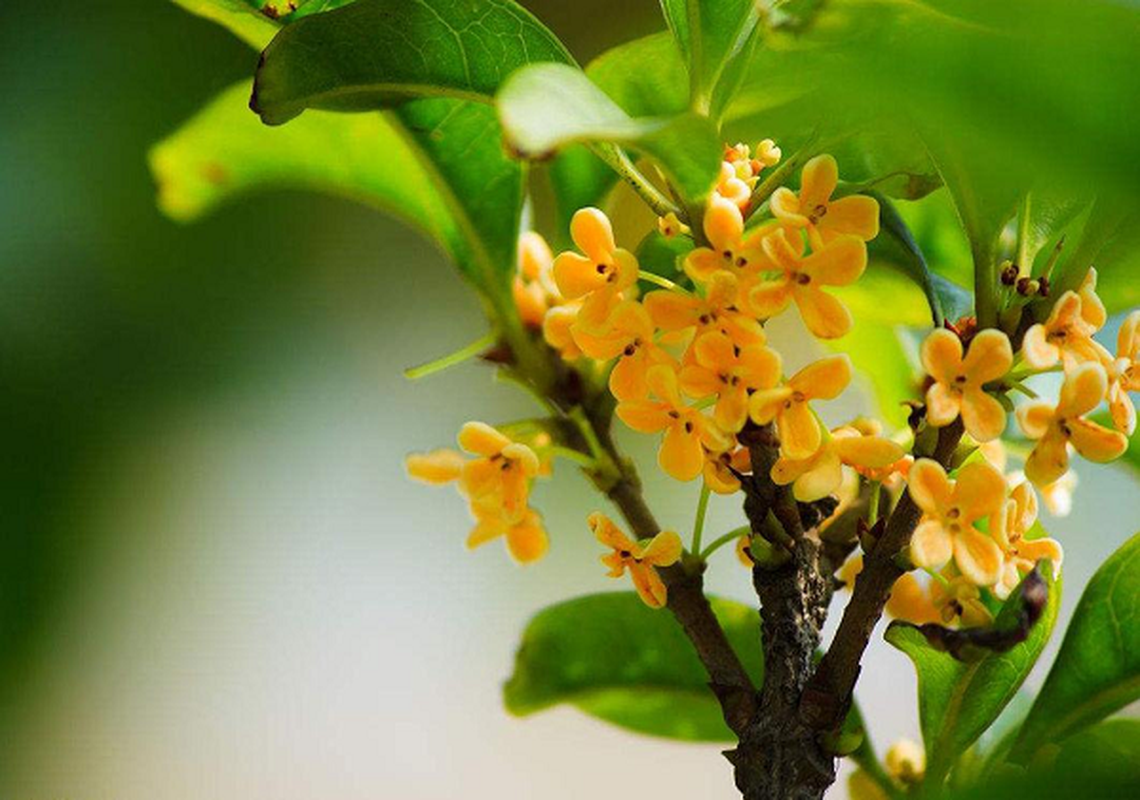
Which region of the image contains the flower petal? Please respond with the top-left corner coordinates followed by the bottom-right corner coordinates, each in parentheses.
top-left (610, 352), bottom-right (650, 401)
top-left (802, 235), bottom-right (866, 287)
top-left (834, 435), bottom-right (905, 469)
top-left (703, 194), bottom-right (744, 252)
top-left (679, 364), bottom-right (722, 400)
top-left (1025, 432), bottom-right (1071, 488)
top-left (963, 329), bottom-right (1014, 384)
top-left (660, 423), bottom-right (705, 481)
top-left (907, 459), bottom-right (952, 515)
top-left (953, 528), bottom-right (1003, 587)
top-left (793, 451), bottom-right (844, 502)
top-left (738, 344), bottom-right (782, 390)
top-left (1021, 323), bottom-right (1059, 370)
top-left (791, 354), bottom-right (852, 400)
top-left (1017, 399), bottom-right (1056, 441)
top-left (921, 329), bottom-right (963, 385)
top-left (644, 290), bottom-right (697, 331)
top-left (506, 510), bottom-right (549, 563)
top-left (405, 449), bottom-right (465, 484)
top-left (778, 401), bottom-right (822, 460)
top-left (954, 460), bottom-right (1007, 522)
top-left (749, 387), bottom-right (792, 425)
top-left (693, 331), bottom-right (735, 370)
top-left (616, 400), bottom-right (670, 433)
top-left (770, 186), bottom-right (808, 226)
top-left (641, 530), bottom-right (683, 567)
top-left (794, 285), bottom-right (853, 339)
top-left (630, 563), bottom-right (669, 608)
top-left (822, 195), bottom-right (880, 241)
top-left (588, 511), bottom-right (634, 551)
top-left (553, 251), bottom-right (604, 299)
top-left (925, 382), bottom-right (962, 428)
top-left (1067, 417), bottom-right (1128, 463)
top-left (800, 154), bottom-right (838, 211)
top-left (570, 207), bottom-right (615, 263)
top-left (748, 279), bottom-right (794, 319)
top-left (1057, 361), bottom-right (1108, 418)
top-left (458, 421), bottom-right (510, 457)
top-left (960, 389), bottom-right (1008, 442)
top-left (910, 518), bottom-right (952, 570)
top-left (467, 516), bottom-right (505, 549)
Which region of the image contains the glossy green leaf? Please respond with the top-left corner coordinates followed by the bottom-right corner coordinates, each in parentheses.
top-left (498, 64), bottom-right (721, 203)
top-left (867, 192), bottom-right (947, 326)
top-left (1052, 196), bottom-right (1140, 313)
top-left (504, 592), bottom-right (763, 742)
top-left (251, 0), bottom-right (574, 126)
top-left (886, 565), bottom-right (1061, 783)
top-left (166, 1), bottom-right (527, 298)
top-left (1011, 533), bottom-right (1140, 762)
top-left (658, 0), bottom-right (762, 115)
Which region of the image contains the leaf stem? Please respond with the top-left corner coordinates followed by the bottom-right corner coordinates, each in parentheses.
top-left (691, 482), bottom-right (712, 554)
top-left (549, 445), bottom-right (596, 468)
top-left (404, 332), bottom-right (497, 379)
top-left (607, 147), bottom-right (681, 219)
top-left (700, 525), bottom-right (750, 561)
top-left (640, 271), bottom-right (692, 295)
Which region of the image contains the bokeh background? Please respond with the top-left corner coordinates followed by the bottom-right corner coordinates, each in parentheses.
top-left (2, 2), bottom-right (1137, 798)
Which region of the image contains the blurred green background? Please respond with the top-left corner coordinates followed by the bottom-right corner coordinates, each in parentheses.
top-left (1, 2), bottom-right (1137, 798)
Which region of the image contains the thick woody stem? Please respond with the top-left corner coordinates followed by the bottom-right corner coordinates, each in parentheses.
top-left (804, 419), bottom-right (965, 732)
top-left (731, 423), bottom-right (836, 800)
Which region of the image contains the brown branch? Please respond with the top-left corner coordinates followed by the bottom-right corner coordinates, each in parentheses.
top-left (599, 427), bottom-right (758, 736)
top-left (803, 419), bottom-right (965, 732)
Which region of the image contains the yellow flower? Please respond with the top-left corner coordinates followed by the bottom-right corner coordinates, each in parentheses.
top-left (1078, 267), bottom-right (1108, 330)
top-left (1017, 361), bottom-right (1128, 487)
top-left (715, 159), bottom-right (753, 210)
top-left (748, 228), bottom-right (867, 339)
top-left (705, 446), bottom-right (752, 495)
top-left (991, 481), bottom-right (1063, 600)
top-left (553, 207), bottom-right (639, 331)
top-left (754, 139), bottom-right (782, 168)
top-left (644, 270), bottom-right (765, 347)
top-left (885, 739), bottom-right (926, 785)
top-left (907, 459), bottom-right (1006, 587)
top-left (1021, 291), bottom-right (1111, 372)
top-left (405, 448), bottom-right (465, 484)
top-left (679, 330), bottom-right (782, 432)
top-left (769, 154), bottom-right (880, 247)
top-left (589, 512), bottom-right (683, 608)
top-left (931, 573), bottom-right (994, 628)
top-left (771, 425), bottom-right (906, 502)
top-left (572, 300), bottom-right (674, 401)
top-left (657, 211), bottom-right (689, 238)
top-left (749, 354), bottom-right (853, 460)
top-left (468, 506), bottom-right (549, 564)
top-left (512, 231), bottom-right (559, 327)
top-left (1040, 470), bottom-right (1077, 517)
top-left (542, 302), bottom-right (583, 360)
top-left (683, 195), bottom-right (770, 284)
top-left (617, 364), bottom-right (732, 482)
top-left (1107, 309), bottom-right (1140, 435)
top-left (920, 328), bottom-right (1013, 442)
top-left (455, 421), bottom-right (540, 523)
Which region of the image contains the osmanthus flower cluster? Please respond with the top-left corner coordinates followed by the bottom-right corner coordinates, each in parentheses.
top-left (403, 139), bottom-right (1138, 636)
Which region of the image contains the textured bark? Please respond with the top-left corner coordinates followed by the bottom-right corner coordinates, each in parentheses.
top-left (729, 424), bottom-right (836, 800)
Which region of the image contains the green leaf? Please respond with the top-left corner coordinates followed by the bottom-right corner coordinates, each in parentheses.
top-left (1010, 532), bottom-right (1140, 762)
top-left (251, 0), bottom-right (574, 126)
top-left (170, 0), bottom-right (278, 48)
top-left (1049, 718), bottom-right (1140, 783)
top-left (1052, 196), bottom-right (1140, 313)
top-left (546, 32), bottom-right (688, 233)
top-left (504, 592), bottom-right (763, 742)
top-left (167, 0), bottom-right (536, 300)
top-left (658, 0), bottom-right (762, 115)
top-left (497, 64), bottom-right (721, 203)
top-left (885, 564), bottom-right (1061, 783)
top-left (867, 192), bottom-right (948, 326)
top-left (149, 81), bottom-right (453, 236)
